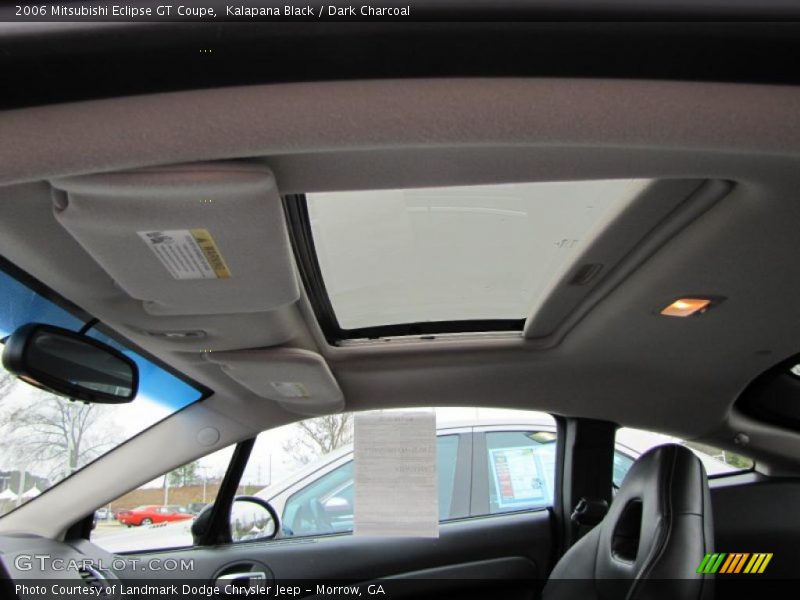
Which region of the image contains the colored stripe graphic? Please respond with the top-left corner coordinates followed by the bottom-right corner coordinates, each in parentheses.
top-left (744, 554), bottom-right (760, 574)
top-left (758, 554), bottom-right (773, 573)
top-left (697, 554), bottom-right (712, 573)
top-left (711, 553), bottom-right (726, 573)
top-left (702, 553), bottom-right (773, 574)
top-left (721, 553), bottom-right (743, 574)
top-left (719, 554), bottom-right (736, 573)
top-left (734, 553), bottom-right (750, 573)
top-left (698, 553), bottom-right (727, 574)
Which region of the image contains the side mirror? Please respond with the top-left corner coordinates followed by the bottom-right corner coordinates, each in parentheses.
top-left (1, 323), bottom-right (138, 404)
top-left (191, 497), bottom-right (280, 545)
top-left (230, 496), bottom-right (280, 542)
top-left (190, 504), bottom-right (213, 544)
top-left (323, 496), bottom-right (352, 515)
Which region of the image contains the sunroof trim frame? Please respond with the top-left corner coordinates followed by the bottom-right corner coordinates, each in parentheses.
top-left (285, 179), bottom-right (731, 347)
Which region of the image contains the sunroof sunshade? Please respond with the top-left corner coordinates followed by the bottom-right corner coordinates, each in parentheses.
top-left (306, 179), bottom-right (650, 333)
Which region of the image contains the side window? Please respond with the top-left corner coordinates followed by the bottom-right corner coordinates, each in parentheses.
top-left (436, 435), bottom-right (460, 520)
top-left (484, 431), bottom-right (557, 514)
top-left (280, 434), bottom-right (462, 539)
top-left (614, 427), bottom-right (754, 487)
top-left (613, 451), bottom-right (635, 489)
top-left (281, 461), bottom-right (355, 537)
top-left (91, 444), bottom-right (235, 554)
top-left (91, 407), bottom-right (554, 552)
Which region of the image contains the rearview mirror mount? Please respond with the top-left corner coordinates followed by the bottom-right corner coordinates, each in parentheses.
top-left (2, 323), bottom-right (138, 404)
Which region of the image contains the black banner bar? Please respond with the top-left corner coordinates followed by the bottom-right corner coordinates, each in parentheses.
top-left (4, 0), bottom-right (800, 22)
top-left (3, 577), bottom-right (798, 600)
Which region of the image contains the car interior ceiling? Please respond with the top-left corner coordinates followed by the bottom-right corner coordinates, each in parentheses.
top-left (2, 17), bottom-right (800, 597)
top-left (3, 80), bottom-right (800, 469)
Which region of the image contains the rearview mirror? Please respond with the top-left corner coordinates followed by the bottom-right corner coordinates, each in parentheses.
top-left (2, 323), bottom-right (138, 404)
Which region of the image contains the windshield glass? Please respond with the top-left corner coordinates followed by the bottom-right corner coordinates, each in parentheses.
top-left (0, 263), bottom-right (205, 518)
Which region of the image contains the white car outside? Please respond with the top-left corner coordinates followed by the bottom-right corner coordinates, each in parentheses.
top-left (94, 412), bottom-right (740, 553)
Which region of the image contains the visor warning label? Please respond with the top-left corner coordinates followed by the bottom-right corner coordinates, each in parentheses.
top-left (137, 229), bottom-right (232, 280)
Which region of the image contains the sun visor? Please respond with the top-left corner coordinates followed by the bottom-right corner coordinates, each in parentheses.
top-left (204, 348), bottom-right (345, 415)
top-left (50, 162), bottom-right (299, 316)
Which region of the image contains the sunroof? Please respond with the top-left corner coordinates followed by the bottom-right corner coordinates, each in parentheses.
top-left (301, 179), bottom-right (650, 338)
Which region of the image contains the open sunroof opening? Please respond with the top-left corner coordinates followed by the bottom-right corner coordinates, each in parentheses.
top-left (289, 179), bottom-right (652, 342)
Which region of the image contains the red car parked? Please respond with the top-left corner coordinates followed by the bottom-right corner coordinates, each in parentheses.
top-left (116, 505), bottom-right (193, 527)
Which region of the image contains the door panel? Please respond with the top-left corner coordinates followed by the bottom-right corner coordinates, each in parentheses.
top-left (116, 510), bottom-right (553, 600)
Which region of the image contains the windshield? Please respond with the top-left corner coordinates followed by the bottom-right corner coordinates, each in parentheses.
top-left (0, 262), bottom-right (205, 518)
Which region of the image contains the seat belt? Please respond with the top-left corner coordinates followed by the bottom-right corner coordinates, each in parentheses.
top-left (570, 497), bottom-right (609, 540)
top-left (559, 418), bottom-right (616, 551)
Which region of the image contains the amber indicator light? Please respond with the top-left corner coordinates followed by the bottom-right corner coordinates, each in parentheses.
top-left (660, 298), bottom-right (712, 317)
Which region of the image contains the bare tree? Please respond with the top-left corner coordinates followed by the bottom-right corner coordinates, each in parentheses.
top-left (282, 414), bottom-right (353, 465)
top-left (0, 395), bottom-right (116, 480)
top-left (169, 461), bottom-right (200, 487)
top-left (0, 370), bottom-right (16, 401)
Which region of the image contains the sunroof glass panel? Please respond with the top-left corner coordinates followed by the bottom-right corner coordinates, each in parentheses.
top-left (306, 179), bottom-right (650, 331)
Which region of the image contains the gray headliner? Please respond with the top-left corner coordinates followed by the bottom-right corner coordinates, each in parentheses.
top-left (2, 79), bottom-right (800, 536)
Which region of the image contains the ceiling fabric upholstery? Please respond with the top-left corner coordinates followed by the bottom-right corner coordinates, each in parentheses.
top-left (0, 78), bottom-right (799, 480)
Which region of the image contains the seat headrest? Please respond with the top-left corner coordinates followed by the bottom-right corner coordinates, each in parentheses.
top-left (596, 444), bottom-right (712, 596)
top-left (545, 443), bottom-right (714, 600)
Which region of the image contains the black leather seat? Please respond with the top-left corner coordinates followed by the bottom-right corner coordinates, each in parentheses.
top-left (543, 444), bottom-right (714, 600)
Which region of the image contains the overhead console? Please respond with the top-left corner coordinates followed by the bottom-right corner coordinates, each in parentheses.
top-left (50, 162), bottom-right (299, 316)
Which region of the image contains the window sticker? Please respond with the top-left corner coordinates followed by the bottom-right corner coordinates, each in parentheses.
top-left (489, 445), bottom-right (553, 509)
top-left (353, 410), bottom-right (438, 537)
